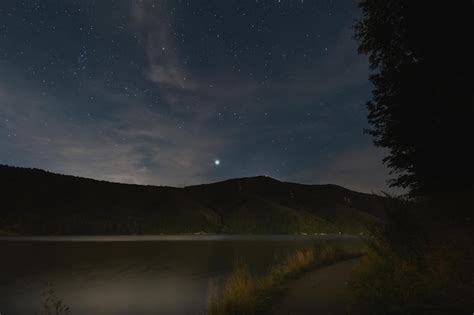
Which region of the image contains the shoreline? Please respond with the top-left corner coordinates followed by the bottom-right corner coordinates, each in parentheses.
top-left (0, 233), bottom-right (360, 242)
top-left (208, 244), bottom-right (366, 315)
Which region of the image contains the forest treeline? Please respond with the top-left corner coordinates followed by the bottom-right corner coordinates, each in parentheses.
top-left (0, 165), bottom-right (385, 235)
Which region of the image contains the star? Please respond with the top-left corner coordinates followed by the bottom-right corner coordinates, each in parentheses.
top-left (0, 0), bottom-right (379, 192)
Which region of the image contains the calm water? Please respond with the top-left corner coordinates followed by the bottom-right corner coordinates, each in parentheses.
top-left (0, 235), bottom-right (362, 315)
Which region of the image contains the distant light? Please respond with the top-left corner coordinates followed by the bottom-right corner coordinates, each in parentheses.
top-left (214, 159), bottom-right (220, 166)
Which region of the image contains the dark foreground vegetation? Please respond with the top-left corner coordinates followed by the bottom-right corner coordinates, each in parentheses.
top-left (349, 0), bottom-right (473, 313)
top-left (0, 164), bottom-right (384, 235)
top-left (39, 285), bottom-right (70, 315)
top-left (349, 194), bottom-right (473, 314)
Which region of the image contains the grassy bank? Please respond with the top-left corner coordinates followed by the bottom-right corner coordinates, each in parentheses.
top-left (349, 194), bottom-right (474, 314)
top-left (208, 244), bottom-right (366, 315)
top-left (349, 229), bottom-right (474, 314)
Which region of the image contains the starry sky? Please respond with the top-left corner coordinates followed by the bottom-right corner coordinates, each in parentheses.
top-left (0, 0), bottom-right (393, 192)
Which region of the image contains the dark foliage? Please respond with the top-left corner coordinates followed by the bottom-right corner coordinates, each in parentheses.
top-left (355, 0), bottom-right (473, 195)
top-left (374, 195), bottom-right (423, 259)
top-left (350, 194), bottom-right (474, 314)
top-left (352, 3), bottom-right (474, 312)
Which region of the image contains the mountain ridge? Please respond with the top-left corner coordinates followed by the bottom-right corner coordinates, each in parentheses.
top-left (0, 164), bottom-right (386, 235)
top-left (2, 164), bottom-right (361, 192)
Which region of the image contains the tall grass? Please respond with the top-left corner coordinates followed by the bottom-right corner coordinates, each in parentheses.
top-left (37, 285), bottom-right (70, 315)
top-left (208, 245), bottom-right (365, 315)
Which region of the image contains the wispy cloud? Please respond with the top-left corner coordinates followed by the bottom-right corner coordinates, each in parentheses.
top-left (1, 1), bottom-right (390, 191)
top-left (130, 1), bottom-right (197, 90)
top-left (0, 72), bottom-right (227, 186)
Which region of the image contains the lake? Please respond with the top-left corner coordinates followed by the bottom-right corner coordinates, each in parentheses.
top-left (0, 235), bottom-right (362, 315)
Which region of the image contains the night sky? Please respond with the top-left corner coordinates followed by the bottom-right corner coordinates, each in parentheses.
top-left (0, 0), bottom-right (393, 192)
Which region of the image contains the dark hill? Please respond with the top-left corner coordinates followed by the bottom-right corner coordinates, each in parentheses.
top-left (0, 165), bottom-right (385, 235)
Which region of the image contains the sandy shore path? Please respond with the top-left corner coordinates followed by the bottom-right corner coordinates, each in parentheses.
top-left (274, 257), bottom-right (361, 315)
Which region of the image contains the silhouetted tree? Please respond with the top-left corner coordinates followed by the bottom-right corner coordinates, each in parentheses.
top-left (355, 1), bottom-right (473, 195)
